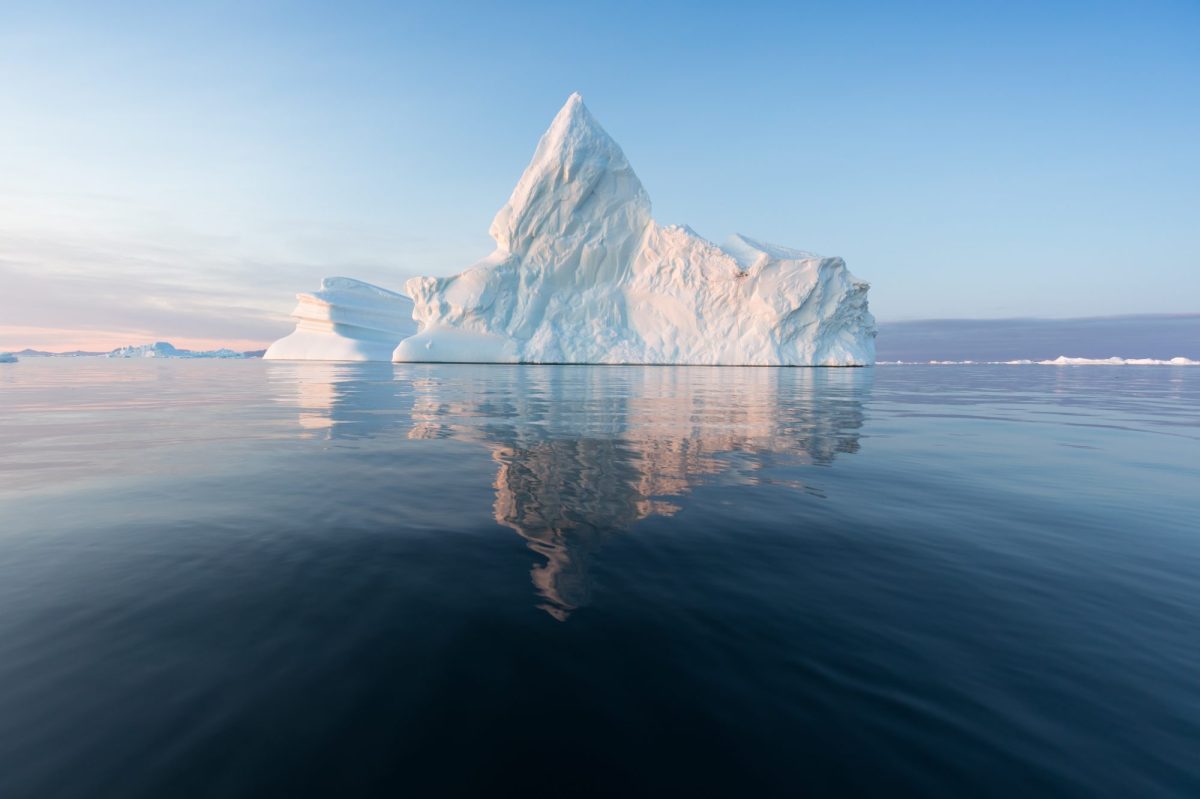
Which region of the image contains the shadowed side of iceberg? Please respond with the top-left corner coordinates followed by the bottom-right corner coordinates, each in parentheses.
top-left (265, 277), bottom-right (417, 362)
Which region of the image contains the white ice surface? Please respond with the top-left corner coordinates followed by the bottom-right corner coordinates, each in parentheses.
top-left (394, 94), bottom-right (875, 366)
top-left (265, 277), bottom-right (417, 362)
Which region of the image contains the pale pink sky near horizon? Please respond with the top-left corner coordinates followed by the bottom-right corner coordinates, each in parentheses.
top-left (0, 324), bottom-right (273, 353)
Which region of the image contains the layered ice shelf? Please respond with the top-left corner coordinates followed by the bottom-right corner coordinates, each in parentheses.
top-left (394, 93), bottom-right (875, 366)
top-left (265, 278), bottom-right (417, 362)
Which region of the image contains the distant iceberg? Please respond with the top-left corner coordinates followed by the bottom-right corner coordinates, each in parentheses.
top-left (875, 315), bottom-right (1199, 363)
top-left (264, 277), bottom-right (417, 362)
top-left (107, 342), bottom-right (248, 359)
top-left (0, 352), bottom-right (17, 363)
top-left (876, 356), bottom-right (1199, 366)
top-left (1038, 356), bottom-right (1197, 366)
top-left (394, 94), bottom-right (875, 366)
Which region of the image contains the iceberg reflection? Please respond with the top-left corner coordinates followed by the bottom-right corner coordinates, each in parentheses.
top-left (406, 366), bottom-right (871, 619)
top-left (265, 362), bottom-right (412, 440)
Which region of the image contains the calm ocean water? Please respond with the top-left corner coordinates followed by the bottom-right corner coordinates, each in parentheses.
top-left (1, 360), bottom-right (1197, 797)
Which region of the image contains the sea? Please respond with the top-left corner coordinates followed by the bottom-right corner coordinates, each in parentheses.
top-left (1, 359), bottom-right (1197, 798)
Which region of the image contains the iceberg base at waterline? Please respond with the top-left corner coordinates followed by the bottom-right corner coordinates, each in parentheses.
top-left (393, 230), bottom-right (873, 366)
top-left (264, 278), bottom-right (417, 362)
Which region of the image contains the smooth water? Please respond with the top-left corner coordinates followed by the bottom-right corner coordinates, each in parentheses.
top-left (1, 360), bottom-right (1197, 798)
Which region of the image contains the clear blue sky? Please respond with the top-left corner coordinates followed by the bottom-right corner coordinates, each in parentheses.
top-left (2, 0), bottom-right (1197, 349)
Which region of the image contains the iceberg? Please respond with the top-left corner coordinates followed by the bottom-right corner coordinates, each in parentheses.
top-left (107, 342), bottom-right (249, 359)
top-left (0, 352), bottom-right (17, 363)
top-left (264, 277), bottom-right (417, 362)
top-left (394, 93), bottom-right (875, 366)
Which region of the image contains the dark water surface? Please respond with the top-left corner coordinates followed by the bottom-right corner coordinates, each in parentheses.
top-left (1, 361), bottom-right (1197, 798)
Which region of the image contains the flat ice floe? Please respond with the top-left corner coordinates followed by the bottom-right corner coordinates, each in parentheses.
top-left (393, 94), bottom-right (875, 366)
top-left (265, 278), bottom-right (417, 362)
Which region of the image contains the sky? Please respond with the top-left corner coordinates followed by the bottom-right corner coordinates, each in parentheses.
top-left (2, 0), bottom-right (1197, 351)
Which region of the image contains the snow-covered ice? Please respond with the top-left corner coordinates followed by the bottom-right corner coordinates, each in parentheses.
top-left (393, 94), bottom-right (875, 366)
top-left (265, 278), bottom-right (417, 362)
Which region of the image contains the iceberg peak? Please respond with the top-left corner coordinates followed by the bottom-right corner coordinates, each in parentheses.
top-left (488, 93), bottom-right (651, 258)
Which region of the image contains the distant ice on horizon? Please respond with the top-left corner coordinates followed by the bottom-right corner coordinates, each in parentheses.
top-left (106, 342), bottom-right (250, 359)
top-left (878, 356), bottom-right (1198, 366)
top-left (876, 314), bottom-right (1199, 362)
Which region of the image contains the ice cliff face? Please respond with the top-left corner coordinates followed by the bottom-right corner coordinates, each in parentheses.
top-left (394, 93), bottom-right (875, 366)
top-left (265, 277), bottom-right (417, 362)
